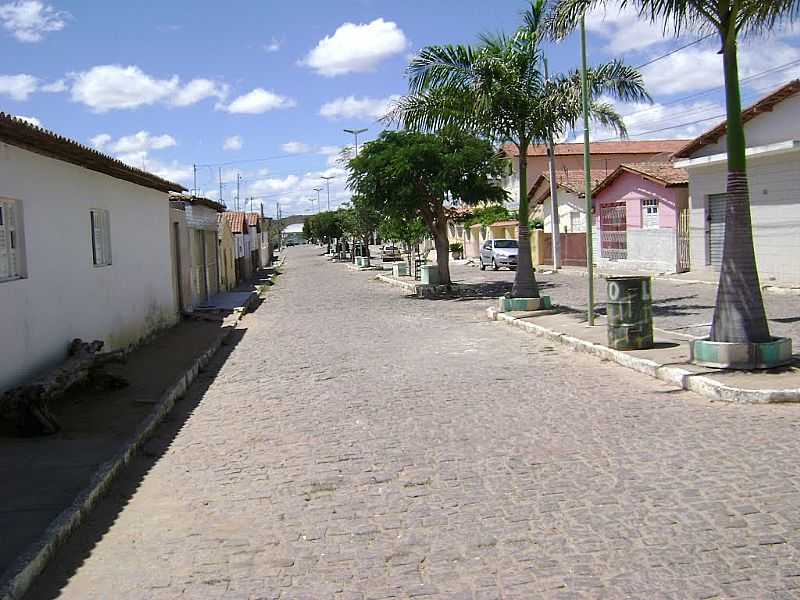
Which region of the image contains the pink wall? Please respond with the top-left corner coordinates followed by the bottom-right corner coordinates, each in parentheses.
top-left (593, 171), bottom-right (685, 230)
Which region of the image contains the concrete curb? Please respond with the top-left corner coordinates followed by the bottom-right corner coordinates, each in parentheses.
top-left (376, 274), bottom-right (420, 294)
top-left (0, 316), bottom-right (248, 600)
top-left (489, 309), bottom-right (800, 404)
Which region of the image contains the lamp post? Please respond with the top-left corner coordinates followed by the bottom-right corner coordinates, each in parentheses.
top-left (312, 187), bottom-right (322, 213)
top-left (343, 127), bottom-right (368, 157)
top-left (320, 175), bottom-right (335, 211)
top-left (580, 16), bottom-right (595, 326)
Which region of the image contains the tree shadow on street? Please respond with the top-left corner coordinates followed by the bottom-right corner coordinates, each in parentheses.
top-left (21, 328), bottom-right (248, 600)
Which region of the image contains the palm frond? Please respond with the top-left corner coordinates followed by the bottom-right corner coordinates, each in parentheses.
top-left (587, 60), bottom-right (652, 103)
top-left (407, 45), bottom-right (477, 95)
top-left (588, 100), bottom-right (629, 138)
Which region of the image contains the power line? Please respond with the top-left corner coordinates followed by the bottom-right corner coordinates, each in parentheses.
top-left (195, 150), bottom-right (321, 168)
top-left (634, 34), bottom-right (714, 70)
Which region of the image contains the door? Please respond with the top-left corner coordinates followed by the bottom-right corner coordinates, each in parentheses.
top-left (205, 231), bottom-right (219, 297)
top-left (171, 222), bottom-right (184, 310)
top-left (600, 201), bottom-right (627, 260)
top-left (190, 229), bottom-right (207, 304)
top-left (707, 193), bottom-right (726, 269)
top-left (677, 208), bottom-right (691, 272)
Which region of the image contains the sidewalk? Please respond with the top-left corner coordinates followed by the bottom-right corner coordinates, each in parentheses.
top-left (489, 308), bottom-right (800, 403)
top-left (0, 268), bottom-right (274, 599)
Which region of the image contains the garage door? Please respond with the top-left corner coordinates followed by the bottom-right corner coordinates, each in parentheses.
top-left (708, 193), bottom-right (726, 269)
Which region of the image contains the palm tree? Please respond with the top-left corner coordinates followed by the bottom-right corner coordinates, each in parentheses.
top-left (550, 1), bottom-right (799, 342)
top-left (388, 0), bottom-right (649, 298)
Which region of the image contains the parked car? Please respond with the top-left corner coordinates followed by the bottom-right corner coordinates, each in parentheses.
top-left (381, 245), bottom-right (402, 261)
top-left (479, 238), bottom-right (518, 271)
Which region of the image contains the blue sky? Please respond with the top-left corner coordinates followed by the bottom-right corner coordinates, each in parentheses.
top-left (2, 0), bottom-right (799, 216)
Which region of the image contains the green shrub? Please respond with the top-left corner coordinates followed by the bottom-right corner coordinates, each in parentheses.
top-left (449, 242), bottom-right (464, 253)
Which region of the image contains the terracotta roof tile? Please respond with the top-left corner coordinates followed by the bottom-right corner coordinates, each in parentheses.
top-left (673, 79), bottom-right (800, 158)
top-left (224, 211), bottom-right (246, 234)
top-left (529, 169), bottom-right (605, 202)
top-left (246, 212), bottom-right (260, 226)
top-left (489, 220), bottom-right (519, 227)
top-left (503, 139), bottom-right (690, 157)
top-left (593, 162), bottom-right (688, 196)
top-left (0, 112), bottom-right (185, 193)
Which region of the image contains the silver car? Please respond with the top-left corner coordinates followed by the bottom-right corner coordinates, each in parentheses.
top-left (479, 238), bottom-right (518, 271)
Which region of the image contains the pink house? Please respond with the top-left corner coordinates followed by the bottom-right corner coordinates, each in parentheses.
top-left (592, 163), bottom-right (690, 273)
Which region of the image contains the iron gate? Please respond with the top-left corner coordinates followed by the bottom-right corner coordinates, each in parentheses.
top-left (600, 201), bottom-right (627, 260)
top-left (677, 208), bottom-right (690, 272)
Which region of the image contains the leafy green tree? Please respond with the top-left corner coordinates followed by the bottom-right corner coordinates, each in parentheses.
top-left (338, 197), bottom-right (381, 260)
top-left (549, 0), bottom-right (797, 344)
top-left (378, 214), bottom-right (429, 273)
top-left (388, 0), bottom-right (648, 298)
top-left (348, 128), bottom-right (507, 284)
top-left (461, 204), bottom-right (514, 228)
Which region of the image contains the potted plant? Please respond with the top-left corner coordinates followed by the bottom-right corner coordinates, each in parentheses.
top-left (449, 242), bottom-right (464, 260)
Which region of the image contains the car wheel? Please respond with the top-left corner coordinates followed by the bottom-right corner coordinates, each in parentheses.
top-left (480, 258), bottom-right (486, 271)
top-left (492, 258), bottom-right (499, 271)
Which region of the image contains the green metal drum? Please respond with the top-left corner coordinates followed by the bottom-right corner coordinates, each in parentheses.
top-left (606, 276), bottom-right (654, 350)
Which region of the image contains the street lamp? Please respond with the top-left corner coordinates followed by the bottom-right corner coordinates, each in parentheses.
top-left (343, 127), bottom-right (368, 157)
top-left (320, 175), bottom-right (335, 211)
top-left (312, 187), bottom-right (322, 213)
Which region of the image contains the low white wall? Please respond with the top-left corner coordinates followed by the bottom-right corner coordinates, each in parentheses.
top-left (0, 144), bottom-right (178, 392)
top-left (593, 228), bottom-right (678, 273)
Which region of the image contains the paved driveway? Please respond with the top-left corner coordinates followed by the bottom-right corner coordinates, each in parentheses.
top-left (26, 246), bottom-right (800, 599)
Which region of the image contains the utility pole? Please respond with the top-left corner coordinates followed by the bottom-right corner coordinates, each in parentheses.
top-left (343, 127), bottom-right (368, 157)
top-left (236, 173), bottom-right (242, 211)
top-left (544, 58), bottom-right (561, 271)
top-left (192, 163), bottom-right (197, 196)
top-left (218, 167), bottom-right (223, 207)
top-left (320, 175), bottom-right (335, 211)
top-left (580, 16), bottom-right (595, 326)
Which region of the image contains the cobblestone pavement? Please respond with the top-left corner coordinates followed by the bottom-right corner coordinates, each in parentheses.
top-left (447, 262), bottom-right (800, 343)
top-left (27, 246), bottom-right (800, 600)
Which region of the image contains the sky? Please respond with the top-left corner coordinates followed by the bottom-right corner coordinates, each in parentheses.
top-left (2, 0), bottom-right (800, 217)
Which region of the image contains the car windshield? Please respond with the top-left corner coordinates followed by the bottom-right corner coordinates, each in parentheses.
top-left (494, 240), bottom-right (518, 249)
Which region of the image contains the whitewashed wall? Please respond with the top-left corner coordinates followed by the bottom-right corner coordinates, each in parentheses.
top-left (687, 151), bottom-right (800, 284)
top-left (0, 143), bottom-right (178, 392)
top-left (542, 191), bottom-right (587, 233)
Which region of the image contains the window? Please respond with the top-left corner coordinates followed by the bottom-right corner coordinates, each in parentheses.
top-left (494, 239), bottom-right (518, 249)
top-left (90, 209), bottom-right (112, 266)
top-left (0, 199), bottom-right (23, 281)
top-left (483, 240), bottom-right (492, 250)
top-left (642, 198), bottom-right (659, 229)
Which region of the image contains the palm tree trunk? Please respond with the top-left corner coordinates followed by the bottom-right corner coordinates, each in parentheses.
top-left (709, 37), bottom-right (771, 343)
top-left (433, 222), bottom-right (452, 285)
top-left (512, 141), bottom-right (540, 298)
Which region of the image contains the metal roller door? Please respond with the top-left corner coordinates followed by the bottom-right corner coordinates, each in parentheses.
top-left (707, 193), bottom-right (727, 269)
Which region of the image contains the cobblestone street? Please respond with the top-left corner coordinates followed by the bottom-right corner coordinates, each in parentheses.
top-left (27, 246), bottom-right (800, 600)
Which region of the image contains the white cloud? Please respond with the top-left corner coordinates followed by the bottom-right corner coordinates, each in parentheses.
top-left (69, 65), bottom-right (227, 112)
top-left (223, 88), bottom-right (296, 114)
top-left (0, 0), bottom-right (68, 43)
top-left (281, 141), bottom-right (310, 154)
top-left (244, 166), bottom-right (351, 215)
top-left (263, 37), bottom-right (281, 52)
top-left (89, 133), bottom-right (112, 150)
top-left (171, 78), bottom-right (228, 107)
top-left (41, 78), bottom-right (65, 92)
top-left (0, 73), bottom-right (37, 100)
top-left (14, 114), bottom-right (40, 126)
top-left (641, 38), bottom-right (800, 96)
top-left (223, 135), bottom-right (243, 151)
top-left (319, 94), bottom-right (399, 121)
top-left (318, 145), bottom-right (345, 166)
top-left (86, 130), bottom-right (191, 185)
top-left (304, 18), bottom-right (408, 76)
top-left (585, 2), bottom-right (679, 54)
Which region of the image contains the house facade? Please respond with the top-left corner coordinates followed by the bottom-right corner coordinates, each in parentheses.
top-left (169, 194), bottom-right (225, 310)
top-left (501, 139), bottom-right (690, 207)
top-left (674, 80), bottom-right (800, 285)
top-left (591, 163), bottom-right (689, 273)
top-left (224, 212), bottom-right (252, 281)
top-left (0, 114), bottom-right (184, 392)
top-left (529, 170), bottom-right (605, 234)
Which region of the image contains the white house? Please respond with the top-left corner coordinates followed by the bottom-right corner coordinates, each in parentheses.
top-left (529, 169), bottom-right (605, 233)
top-left (0, 113), bottom-right (185, 392)
top-left (673, 80), bottom-right (800, 285)
top-left (224, 211), bottom-right (252, 281)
